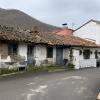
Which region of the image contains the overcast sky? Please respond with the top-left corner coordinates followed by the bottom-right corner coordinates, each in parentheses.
top-left (0, 0), bottom-right (100, 29)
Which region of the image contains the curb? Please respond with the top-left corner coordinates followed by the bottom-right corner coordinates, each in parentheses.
top-left (0, 71), bottom-right (25, 77)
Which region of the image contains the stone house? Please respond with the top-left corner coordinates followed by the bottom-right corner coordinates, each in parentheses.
top-left (0, 25), bottom-right (99, 69)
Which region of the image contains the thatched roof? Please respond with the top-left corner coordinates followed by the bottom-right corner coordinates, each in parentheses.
top-left (0, 25), bottom-right (99, 48)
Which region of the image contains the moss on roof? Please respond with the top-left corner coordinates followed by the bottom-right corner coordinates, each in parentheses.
top-left (0, 25), bottom-right (99, 48)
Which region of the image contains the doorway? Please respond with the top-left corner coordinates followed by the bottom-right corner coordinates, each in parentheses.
top-left (27, 45), bottom-right (34, 65)
top-left (56, 47), bottom-right (63, 65)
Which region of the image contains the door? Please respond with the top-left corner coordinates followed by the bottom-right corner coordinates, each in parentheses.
top-left (56, 47), bottom-right (63, 65)
top-left (27, 45), bottom-right (34, 65)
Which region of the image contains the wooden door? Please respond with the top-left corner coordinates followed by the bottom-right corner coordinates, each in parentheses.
top-left (56, 47), bottom-right (63, 65)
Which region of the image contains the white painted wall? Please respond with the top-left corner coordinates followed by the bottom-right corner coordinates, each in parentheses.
top-left (0, 43), bottom-right (11, 62)
top-left (73, 49), bottom-right (80, 69)
top-left (0, 53), bottom-right (1, 68)
top-left (47, 47), bottom-right (56, 64)
top-left (0, 43), bottom-right (11, 68)
top-left (18, 43), bottom-right (27, 61)
top-left (74, 21), bottom-right (100, 44)
top-left (0, 43), bottom-right (28, 62)
top-left (0, 43), bottom-right (58, 67)
top-left (34, 45), bottom-right (46, 66)
top-left (73, 47), bottom-right (97, 69)
top-left (0, 53), bottom-right (1, 62)
top-left (34, 45), bottom-right (57, 66)
top-left (63, 48), bottom-right (69, 60)
top-left (98, 49), bottom-right (100, 59)
top-left (53, 47), bottom-right (56, 64)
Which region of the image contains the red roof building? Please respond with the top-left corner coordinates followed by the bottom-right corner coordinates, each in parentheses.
top-left (54, 23), bottom-right (73, 36)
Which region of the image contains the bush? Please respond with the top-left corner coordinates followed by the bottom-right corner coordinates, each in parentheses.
top-left (27, 66), bottom-right (48, 72)
top-left (0, 64), bottom-right (75, 75)
top-left (27, 65), bottom-right (67, 72)
top-left (67, 63), bottom-right (75, 70)
top-left (0, 68), bottom-right (18, 75)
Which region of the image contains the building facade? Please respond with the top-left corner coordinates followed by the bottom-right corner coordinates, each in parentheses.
top-left (74, 20), bottom-right (100, 45)
top-left (0, 25), bottom-right (99, 69)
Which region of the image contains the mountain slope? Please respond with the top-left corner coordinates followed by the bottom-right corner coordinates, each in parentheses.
top-left (0, 8), bottom-right (60, 32)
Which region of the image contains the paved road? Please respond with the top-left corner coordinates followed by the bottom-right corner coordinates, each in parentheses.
top-left (0, 68), bottom-right (100, 100)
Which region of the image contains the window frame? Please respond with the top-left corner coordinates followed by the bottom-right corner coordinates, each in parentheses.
top-left (83, 49), bottom-right (90, 59)
top-left (8, 43), bottom-right (18, 55)
top-left (27, 45), bottom-right (34, 56)
top-left (47, 47), bottom-right (53, 58)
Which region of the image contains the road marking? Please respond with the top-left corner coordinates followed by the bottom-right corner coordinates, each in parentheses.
top-left (22, 85), bottom-right (48, 100)
top-left (21, 93), bottom-right (35, 100)
top-left (30, 85), bottom-right (48, 94)
top-left (74, 87), bottom-right (87, 94)
top-left (62, 76), bottom-right (86, 80)
top-left (27, 82), bottom-right (36, 86)
top-left (26, 93), bottom-right (35, 100)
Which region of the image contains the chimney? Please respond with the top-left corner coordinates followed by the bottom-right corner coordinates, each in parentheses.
top-left (62, 23), bottom-right (68, 29)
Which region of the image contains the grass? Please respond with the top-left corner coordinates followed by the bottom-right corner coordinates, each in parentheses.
top-left (0, 64), bottom-right (75, 76)
top-left (27, 64), bottom-right (74, 73)
top-left (0, 68), bottom-right (19, 75)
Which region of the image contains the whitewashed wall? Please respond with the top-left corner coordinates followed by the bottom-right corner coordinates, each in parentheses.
top-left (73, 47), bottom-right (97, 69)
top-left (34, 45), bottom-right (57, 66)
top-left (53, 47), bottom-right (56, 64)
top-left (34, 45), bottom-right (46, 66)
top-left (0, 53), bottom-right (1, 68)
top-left (47, 47), bottom-right (56, 64)
top-left (0, 43), bottom-right (28, 62)
top-left (18, 43), bottom-right (27, 61)
top-left (63, 48), bottom-right (69, 60)
top-left (73, 49), bottom-right (80, 69)
top-left (34, 45), bottom-right (71, 66)
top-left (97, 49), bottom-right (100, 58)
top-left (0, 43), bottom-right (11, 62)
top-left (0, 42), bottom-right (2, 63)
top-left (0, 43), bottom-right (11, 68)
top-left (35, 47), bottom-right (80, 67)
top-left (0, 43), bottom-right (58, 67)
top-left (74, 21), bottom-right (100, 45)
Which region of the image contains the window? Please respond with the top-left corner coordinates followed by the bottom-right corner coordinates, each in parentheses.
top-left (95, 50), bottom-right (98, 59)
top-left (83, 50), bottom-right (90, 59)
top-left (27, 45), bottom-right (34, 56)
top-left (8, 44), bottom-right (18, 55)
top-left (47, 47), bottom-right (53, 58)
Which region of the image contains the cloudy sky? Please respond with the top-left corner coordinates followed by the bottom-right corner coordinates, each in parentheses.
top-left (0, 0), bottom-right (100, 29)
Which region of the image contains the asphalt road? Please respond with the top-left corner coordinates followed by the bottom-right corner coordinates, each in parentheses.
top-left (0, 68), bottom-right (100, 100)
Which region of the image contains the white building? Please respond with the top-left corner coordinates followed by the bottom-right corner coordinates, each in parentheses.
top-left (74, 20), bottom-right (100, 45)
top-left (0, 25), bottom-right (99, 69)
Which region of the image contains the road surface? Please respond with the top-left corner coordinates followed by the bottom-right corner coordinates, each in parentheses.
top-left (0, 68), bottom-right (100, 100)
